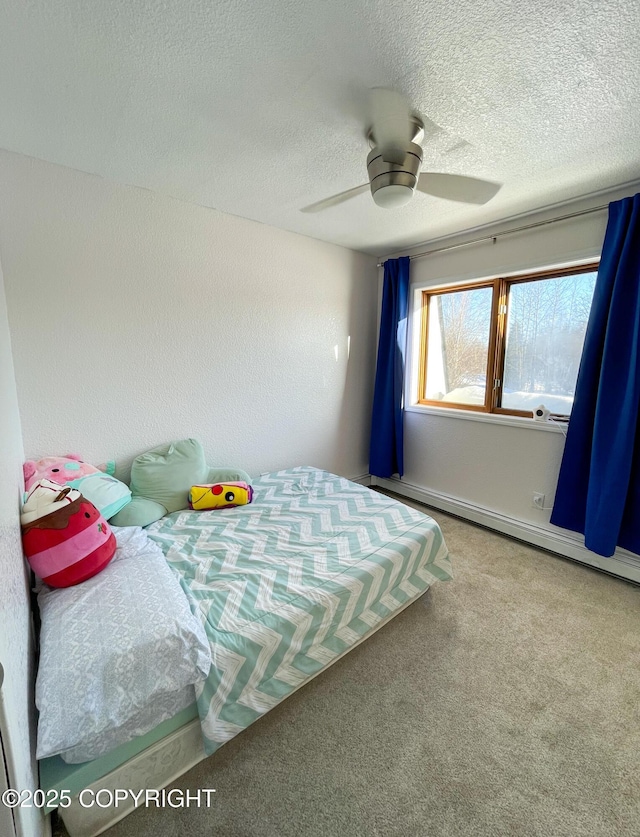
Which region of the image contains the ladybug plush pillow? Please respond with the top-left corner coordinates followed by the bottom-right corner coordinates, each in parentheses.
top-left (21, 479), bottom-right (116, 588)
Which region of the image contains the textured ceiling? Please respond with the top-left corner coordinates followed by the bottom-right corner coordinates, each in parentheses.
top-left (1, 0), bottom-right (639, 255)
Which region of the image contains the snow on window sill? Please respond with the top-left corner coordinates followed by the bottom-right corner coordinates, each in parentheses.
top-left (405, 403), bottom-right (568, 433)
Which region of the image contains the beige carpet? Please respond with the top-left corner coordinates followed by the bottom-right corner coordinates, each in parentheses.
top-left (56, 499), bottom-right (640, 837)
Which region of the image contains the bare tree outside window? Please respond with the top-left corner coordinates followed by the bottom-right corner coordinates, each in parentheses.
top-left (425, 286), bottom-right (493, 403)
top-left (502, 273), bottom-right (596, 412)
top-left (419, 265), bottom-right (598, 417)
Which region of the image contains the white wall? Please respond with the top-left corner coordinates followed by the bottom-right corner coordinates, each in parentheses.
top-left (375, 181), bottom-right (640, 582)
top-left (0, 256), bottom-right (46, 836)
top-left (0, 151), bottom-right (378, 482)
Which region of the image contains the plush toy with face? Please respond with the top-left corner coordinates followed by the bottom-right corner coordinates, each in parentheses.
top-left (21, 479), bottom-right (116, 587)
top-left (189, 482), bottom-right (253, 511)
top-left (23, 454), bottom-right (107, 490)
top-left (23, 454), bottom-right (131, 521)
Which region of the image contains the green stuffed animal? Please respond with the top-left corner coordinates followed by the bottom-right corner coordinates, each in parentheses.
top-left (110, 438), bottom-right (251, 527)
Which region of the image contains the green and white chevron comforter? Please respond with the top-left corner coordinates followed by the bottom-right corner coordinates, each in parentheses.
top-left (146, 467), bottom-right (452, 756)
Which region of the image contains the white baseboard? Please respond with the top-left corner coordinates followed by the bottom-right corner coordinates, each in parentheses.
top-left (349, 473), bottom-right (372, 486)
top-left (371, 476), bottom-right (640, 585)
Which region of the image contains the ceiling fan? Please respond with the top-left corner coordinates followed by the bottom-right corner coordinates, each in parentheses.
top-left (301, 88), bottom-right (501, 213)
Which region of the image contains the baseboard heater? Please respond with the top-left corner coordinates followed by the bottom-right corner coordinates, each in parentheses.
top-left (370, 476), bottom-right (640, 585)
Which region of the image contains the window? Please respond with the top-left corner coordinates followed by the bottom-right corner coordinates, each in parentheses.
top-left (417, 264), bottom-right (598, 418)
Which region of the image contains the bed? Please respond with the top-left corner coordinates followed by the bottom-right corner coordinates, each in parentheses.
top-left (41, 467), bottom-right (452, 835)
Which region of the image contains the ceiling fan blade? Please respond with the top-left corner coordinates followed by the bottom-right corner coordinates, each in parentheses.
top-left (300, 183), bottom-right (370, 214)
top-left (369, 88), bottom-right (411, 165)
top-left (417, 172), bottom-right (502, 204)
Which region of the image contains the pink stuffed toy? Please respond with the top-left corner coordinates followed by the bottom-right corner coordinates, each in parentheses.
top-left (23, 453), bottom-right (113, 491)
top-left (23, 454), bottom-right (131, 522)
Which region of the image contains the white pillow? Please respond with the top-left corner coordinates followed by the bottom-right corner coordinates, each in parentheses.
top-left (35, 526), bottom-right (211, 761)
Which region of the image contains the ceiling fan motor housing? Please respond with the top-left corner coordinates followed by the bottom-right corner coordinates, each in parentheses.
top-left (366, 141), bottom-right (424, 207)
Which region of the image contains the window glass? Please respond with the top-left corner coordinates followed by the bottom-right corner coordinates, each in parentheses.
top-left (418, 264), bottom-right (599, 418)
top-left (501, 272), bottom-right (597, 413)
top-left (424, 286), bottom-right (493, 405)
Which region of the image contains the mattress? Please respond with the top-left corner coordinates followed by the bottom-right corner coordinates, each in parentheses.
top-left (146, 467), bottom-right (452, 756)
top-left (38, 702), bottom-right (200, 814)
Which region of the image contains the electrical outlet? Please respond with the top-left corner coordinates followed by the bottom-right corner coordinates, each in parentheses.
top-left (532, 492), bottom-right (546, 509)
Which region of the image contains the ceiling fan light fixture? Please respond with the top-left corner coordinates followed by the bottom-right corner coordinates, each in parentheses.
top-left (366, 140), bottom-right (423, 210)
top-left (372, 184), bottom-right (414, 208)
top-left (298, 90), bottom-right (502, 214)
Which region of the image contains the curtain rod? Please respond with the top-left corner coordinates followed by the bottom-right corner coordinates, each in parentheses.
top-left (376, 203), bottom-right (609, 268)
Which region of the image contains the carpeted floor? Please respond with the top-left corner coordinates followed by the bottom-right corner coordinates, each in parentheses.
top-left (56, 499), bottom-right (640, 837)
